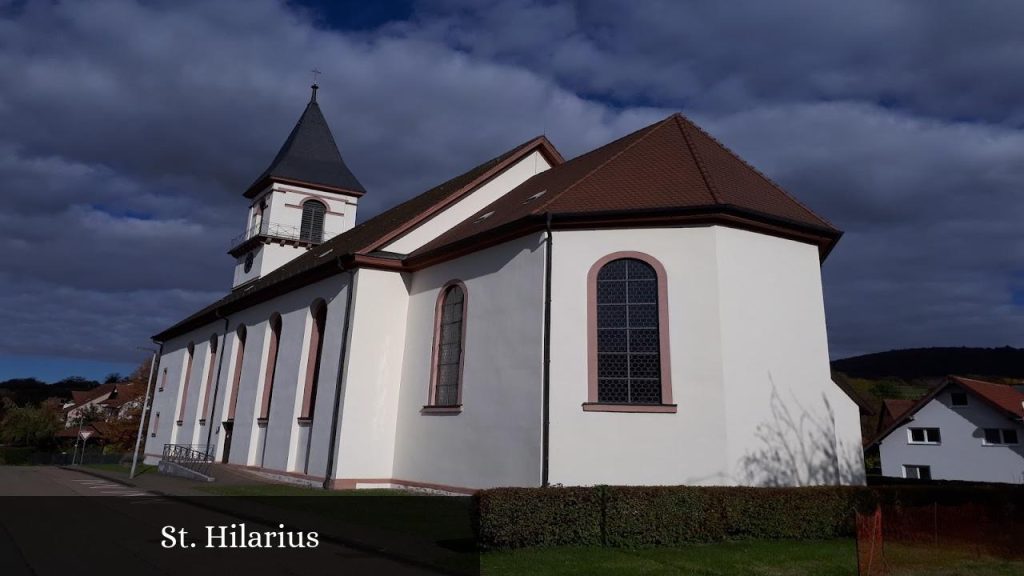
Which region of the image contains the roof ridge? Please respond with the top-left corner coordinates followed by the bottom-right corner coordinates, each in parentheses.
top-left (362, 135), bottom-right (559, 252)
top-left (673, 112), bottom-right (838, 230)
top-left (530, 116), bottom-right (673, 216)
top-left (673, 113), bottom-right (723, 205)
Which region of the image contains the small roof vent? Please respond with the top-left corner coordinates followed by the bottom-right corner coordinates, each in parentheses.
top-left (522, 190), bottom-right (547, 204)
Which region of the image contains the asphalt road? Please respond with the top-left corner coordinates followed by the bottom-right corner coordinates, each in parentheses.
top-left (0, 466), bottom-right (449, 576)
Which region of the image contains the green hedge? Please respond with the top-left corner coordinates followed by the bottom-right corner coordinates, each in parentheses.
top-left (475, 484), bottom-right (1022, 549)
top-left (0, 446), bottom-right (35, 465)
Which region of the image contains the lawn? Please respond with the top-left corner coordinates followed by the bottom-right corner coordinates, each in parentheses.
top-left (482, 540), bottom-right (1024, 576)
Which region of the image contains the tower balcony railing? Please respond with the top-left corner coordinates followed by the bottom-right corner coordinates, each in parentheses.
top-left (229, 221), bottom-right (339, 251)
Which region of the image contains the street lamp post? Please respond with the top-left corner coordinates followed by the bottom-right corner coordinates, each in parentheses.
top-left (130, 346), bottom-right (160, 479)
top-left (71, 415), bottom-right (84, 465)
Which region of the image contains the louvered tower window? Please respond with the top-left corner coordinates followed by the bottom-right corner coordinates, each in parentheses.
top-left (596, 258), bottom-right (662, 404)
top-left (431, 284), bottom-right (466, 406)
top-left (300, 200), bottom-right (326, 243)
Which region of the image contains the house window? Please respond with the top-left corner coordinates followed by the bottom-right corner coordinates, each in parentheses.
top-left (585, 253), bottom-right (674, 412)
top-left (428, 282), bottom-right (467, 408)
top-left (226, 324), bottom-right (247, 421)
top-left (983, 428), bottom-right (1019, 446)
top-left (300, 200), bottom-right (326, 243)
top-left (151, 412), bottom-right (160, 438)
top-left (903, 465), bottom-right (931, 480)
top-left (950, 391), bottom-right (968, 407)
top-left (908, 427), bottom-right (941, 444)
top-left (258, 314), bottom-right (282, 422)
top-left (176, 343), bottom-right (195, 425)
top-left (159, 368), bottom-right (167, 392)
top-left (300, 300), bottom-right (327, 420)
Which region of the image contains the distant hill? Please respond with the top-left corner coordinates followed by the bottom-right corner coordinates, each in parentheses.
top-left (0, 377), bottom-right (100, 406)
top-left (831, 346), bottom-right (1024, 380)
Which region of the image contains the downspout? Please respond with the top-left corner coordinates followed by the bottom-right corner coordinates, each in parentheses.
top-left (203, 312), bottom-right (230, 457)
top-left (542, 213), bottom-right (553, 487)
top-left (323, 261), bottom-right (357, 490)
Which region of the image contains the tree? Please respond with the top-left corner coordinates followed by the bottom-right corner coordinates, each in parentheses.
top-left (0, 398), bottom-right (61, 448)
top-left (103, 372), bottom-right (124, 384)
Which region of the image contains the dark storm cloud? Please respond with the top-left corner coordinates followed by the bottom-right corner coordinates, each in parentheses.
top-left (406, 0), bottom-right (1024, 124)
top-left (0, 0), bottom-right (1020, 364)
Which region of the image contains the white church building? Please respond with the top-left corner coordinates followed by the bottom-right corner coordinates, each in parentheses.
top-left (144, 86), bottom-right (865, 492)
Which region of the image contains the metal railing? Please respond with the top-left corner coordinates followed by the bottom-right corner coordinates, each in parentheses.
top-left (162, 443), bottom-right (213, 478)
top-left (229, 221), bottom-right (339, 250)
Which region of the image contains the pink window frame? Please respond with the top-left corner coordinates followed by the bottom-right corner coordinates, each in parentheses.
top-left (176, 343), bottom-right (195, 424)
top-left (299, 300), bottom-right (327, 421)
top-left (226, 326), bottom-right (246, 421)
top-left (258, 315), bottom-right (282, 423)
top-left (423, 280), bottom-right (468, 413)
top-left (199, 335), bottom-right (219, 424)
top-left (585, 251), bottom-right (676, 413)
top-left (151, 412), bottom-right (160, 437)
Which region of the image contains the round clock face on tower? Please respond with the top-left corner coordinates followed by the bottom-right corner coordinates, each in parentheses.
top-left (244, 251), bottom-right (255, 273)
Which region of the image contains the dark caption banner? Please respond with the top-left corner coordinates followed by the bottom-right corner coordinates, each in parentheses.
top-left (0, 496), bottom-right (479, 576)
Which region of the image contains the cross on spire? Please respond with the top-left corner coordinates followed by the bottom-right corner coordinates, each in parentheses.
top-left (310, 68), bottom-right (322, 103)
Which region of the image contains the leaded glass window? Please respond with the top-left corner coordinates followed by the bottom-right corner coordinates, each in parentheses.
top-left (433, 285), bottom-right (465, 406)
top-left (596, 258), bottom-right (661, 404)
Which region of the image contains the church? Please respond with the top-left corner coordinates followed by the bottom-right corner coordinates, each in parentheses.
top-left (143, 85), bottom-right (865, 492)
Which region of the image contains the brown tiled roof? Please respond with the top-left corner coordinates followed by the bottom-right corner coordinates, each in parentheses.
top-left (411, 113), bottom-right (839, 260)
top-left (66, 384), bottom-right (116, 411)
top-left (952, 376), bottom-right (1024, 418)
top-left (157, 112), bottom-right (840, 342)
top-left (878, 399), bottom-right (916, 430)
top-left (154, 136), bottom-right (560, 341)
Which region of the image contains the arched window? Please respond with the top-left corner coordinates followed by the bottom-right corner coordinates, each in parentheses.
top-left (226, 325), bottom-right (247, 422)
top-left (428, 282), bottom-right (467, 408)
top-left (177, 342), bottom-right (195, 424)
top-left (159, 367), bottom-right (167, 392)
top-left (258, 314), bottom-right (282, 422)
top-left (300, 200), bottom-right (326, 243)
top-left (587, 253), bottom-right (674, 412)
top-left (199, 333), bottom-right (219, 424)
top-left (301, 300), bottom-right (328, 420)
top-left (151, 412), bottom-right (160, 438)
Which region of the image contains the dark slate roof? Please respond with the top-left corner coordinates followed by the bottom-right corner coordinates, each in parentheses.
top-left (412, 113), bottom-right (839, 260)
top-left (154, 135), bottom-right (560, 341)
top-left (244, 97), bottom-right (366, 197)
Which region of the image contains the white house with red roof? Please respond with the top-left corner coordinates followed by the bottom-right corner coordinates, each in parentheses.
top-left (142, 86), bottom-right (864, 491)
top-left (869, 376), bottom-right (1024, 484)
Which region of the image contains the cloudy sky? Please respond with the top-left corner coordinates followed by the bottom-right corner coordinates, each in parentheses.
top-left (0, 0), bottom-right (1021, 381)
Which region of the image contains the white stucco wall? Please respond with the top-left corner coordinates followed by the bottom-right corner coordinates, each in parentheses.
top-left (879, 384), bottom-right (1024, 483)
top-left (383, 151), bottom-right (552, 254)
top-left (392, 233), bottom-right (546, 489)
top-left (546, 226), bottom-right (862, 487)
top-left (144, 272), bottom-right (353, 478)
top-left (713, 226), bottom-right (864, 486)
top-left (330, 269), bottom-right (410, 482)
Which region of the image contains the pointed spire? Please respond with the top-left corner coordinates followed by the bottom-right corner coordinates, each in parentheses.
top-left (244, 85), bottom-right (366, 198)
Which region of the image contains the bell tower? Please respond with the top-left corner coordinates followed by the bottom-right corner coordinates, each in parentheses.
top-left (229, 84), bottom-right (366, 289)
